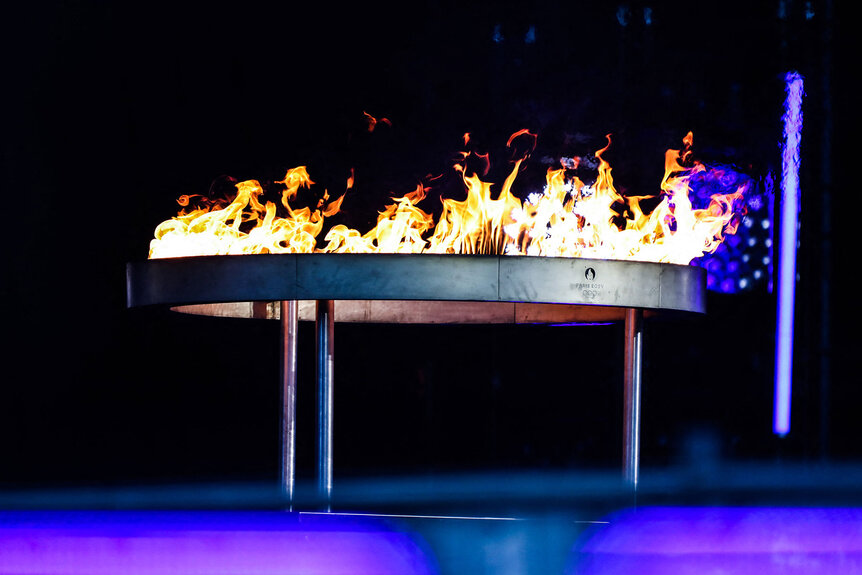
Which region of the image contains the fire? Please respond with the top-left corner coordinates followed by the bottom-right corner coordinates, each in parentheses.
top-left (149, 129), bottom-right (746, 264)
top-left (499, 133), bottom-right (746, 264)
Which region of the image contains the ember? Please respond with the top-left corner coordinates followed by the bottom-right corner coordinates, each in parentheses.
top-left (148, 129), bottom-right (747, 264)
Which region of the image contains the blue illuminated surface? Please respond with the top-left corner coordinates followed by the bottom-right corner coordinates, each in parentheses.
top-left (0, 511), bottom-right (438, 575)
top-left (774, 71), bottom-right (804, 437)
top-left (569, 506), bottom-right (862, 574)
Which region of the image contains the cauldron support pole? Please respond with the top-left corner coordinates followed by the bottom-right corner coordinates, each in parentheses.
top-left (623, 307), bottom-right (643, 490)
top-left (316, 299), bottom-right (335, 509)
top-left (279, 300), bottom-right (298, 509)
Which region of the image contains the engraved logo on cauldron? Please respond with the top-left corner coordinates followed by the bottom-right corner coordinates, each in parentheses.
top-left (574, 267), bottom-right (603, 300)
top-left (582, 288), bottom-right (599, 300)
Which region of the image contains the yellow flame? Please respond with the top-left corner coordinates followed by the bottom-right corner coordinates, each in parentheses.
top-left (148, 131), bottom-right (745, 264)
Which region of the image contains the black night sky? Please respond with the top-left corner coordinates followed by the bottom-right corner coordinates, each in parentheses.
top-left (2, 0), bottom-right (859, 501)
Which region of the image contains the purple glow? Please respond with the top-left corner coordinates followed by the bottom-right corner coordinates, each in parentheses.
top-left (774, 71), bottom-right (804, 437)
top-left (0, 511), bottom-right (438, 575)
top-left (570, 506), bottom-right (862, 574)
top-left (765, 170), bottom-right (776, 293)
top-left (689, 166), bottom-right (767, 294)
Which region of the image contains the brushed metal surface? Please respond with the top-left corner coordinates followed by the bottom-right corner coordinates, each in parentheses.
top-left (128, 254), bottom-right (706, 323)
top-left (623, 308), bottom-right (644, 488)
top-left (279, 300), bottom-right (298, 508)
top-left (316, 300), bottom-right (335, 508)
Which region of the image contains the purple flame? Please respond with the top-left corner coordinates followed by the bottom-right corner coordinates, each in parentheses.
top-left (774, 70), bottom-right (804, 436)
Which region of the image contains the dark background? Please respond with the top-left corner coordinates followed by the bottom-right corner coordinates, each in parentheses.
top-left (2, 1), bottom-right (857, 493)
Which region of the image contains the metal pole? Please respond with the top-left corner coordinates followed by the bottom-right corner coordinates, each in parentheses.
top-left (623, 308), bottom-right (643, 489)
top-left (279, 300), bottom-right (298, 509)
top-left (316, 299), bottom-right (335, 509)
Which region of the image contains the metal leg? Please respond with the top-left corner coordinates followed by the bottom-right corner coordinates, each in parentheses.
top-left (279, 300), bottom-right (298, 510)
top-left (623, 308), bottom-right (643, 490)
top-left (316, 299), bottom-right (335, 509)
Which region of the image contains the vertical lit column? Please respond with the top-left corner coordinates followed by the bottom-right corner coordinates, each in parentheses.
top-left (280, 300), bottom-right (299, 509)
top-left (774, 71), bottom-right (804, 437)
top-left (623, 308), bottom-right (643, 489)
top-left (316, 300), bottom-right (335, 509)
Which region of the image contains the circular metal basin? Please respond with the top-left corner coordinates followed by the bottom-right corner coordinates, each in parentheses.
top-left (126, 254), bottom-right (706, 324)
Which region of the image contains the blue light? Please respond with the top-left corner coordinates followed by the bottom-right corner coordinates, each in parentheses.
top-left (569, 506), bottom-right (862, 574)
top-left (774, 71), bottom-right (804, 437)
top-left (0, 511), bottom-right (438, 574)
top-left (690, 167), bottom-right (770, 294)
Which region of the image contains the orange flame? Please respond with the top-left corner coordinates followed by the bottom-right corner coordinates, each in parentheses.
top-left (149, 131), bottom-right (746, 264)
top-left (363, 111), bottom-right (391, 133)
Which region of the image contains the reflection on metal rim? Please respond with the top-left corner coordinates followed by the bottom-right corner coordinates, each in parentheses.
top-left (126, 254), bottom-right (705, 324)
